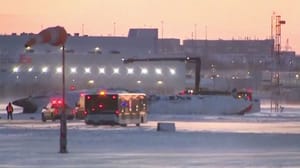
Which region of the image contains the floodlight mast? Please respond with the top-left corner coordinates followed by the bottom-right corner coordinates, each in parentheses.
top-left (122, 57), bottom-right (201, 94)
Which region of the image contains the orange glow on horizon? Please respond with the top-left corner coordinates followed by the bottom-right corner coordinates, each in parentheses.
top-left (1, 0), bottom-right (300, 54)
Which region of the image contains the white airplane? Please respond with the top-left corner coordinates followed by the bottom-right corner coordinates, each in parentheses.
top-left (12, 88), bottom-right (259, 116)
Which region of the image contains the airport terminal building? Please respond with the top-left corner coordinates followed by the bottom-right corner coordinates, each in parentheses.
top-left (0, 29), bottom-right (185, 97)
top-left (0, 28), bottom-right (298, 99)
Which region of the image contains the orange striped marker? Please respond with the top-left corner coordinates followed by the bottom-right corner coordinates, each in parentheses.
top-left (25, 26), bottom-right (67, 47)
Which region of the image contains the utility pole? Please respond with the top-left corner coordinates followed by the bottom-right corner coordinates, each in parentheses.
top-left (161, 20), bottom-right (164, 53)
top-left (194, 24), bottom-right (197, 40)
top-left (82, 24), bottom-right (84, 36)
top-left (113, 22), bottom-right (116, 36)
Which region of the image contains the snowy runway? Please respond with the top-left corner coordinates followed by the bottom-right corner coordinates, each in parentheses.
top-left (1, 113), bottom-right (300, 167)
top-left (1, 103), bottom-right (300, 167)
top-left (1, 126), bottom-right (300, 167)
top-left (1, 119), bottom-right (300, 134)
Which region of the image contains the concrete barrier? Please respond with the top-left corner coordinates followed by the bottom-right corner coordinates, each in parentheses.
top-left (157, 122), bottom-right (176, 132)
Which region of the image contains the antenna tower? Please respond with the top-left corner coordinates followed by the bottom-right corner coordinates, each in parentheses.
top-left (270, 13), bottom-right (286, 112)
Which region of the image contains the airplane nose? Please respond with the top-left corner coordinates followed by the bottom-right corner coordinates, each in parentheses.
top-left (12, 98), bottom-right (38, 113)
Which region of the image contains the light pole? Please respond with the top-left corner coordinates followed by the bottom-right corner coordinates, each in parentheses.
top-left (60, 45), bottom-right (67, 153)
top-left (161, 20), bottom-right (164, 53)
top-left (113, 22), bottom-right (116, 36)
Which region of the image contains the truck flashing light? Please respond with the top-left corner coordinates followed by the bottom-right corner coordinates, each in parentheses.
top-left (51, 99), bottom-right (63, 105)
top-left (99, 91), bottom-right (106, 95)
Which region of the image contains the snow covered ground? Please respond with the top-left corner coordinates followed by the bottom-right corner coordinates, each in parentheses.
top-left (1, 102), bottom-right (300, 167)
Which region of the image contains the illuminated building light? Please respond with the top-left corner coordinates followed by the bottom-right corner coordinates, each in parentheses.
top-left (157, 80), bottom-right (163, 85)
top-left (141, 68), bottom-right (148, 74)
top-left (155, 68), bottom-right (162, 75)
top-left (84, 67), bottom-right (91, 74)
top-left (88, 80), bottom-right (94, 84)
top-left (137, 80), bottom-right (142, 84)
top-left (113, 68), bottom-right (119, 74)
top-left (28, 67), bottom-right (33, 72)
top-left (127, 68), bottom-right (134, 74)
top-left (13, 67), bottom-right (19, 73)
top-left (41, 66), bottom-right (48, 73)
top-left (56, 67), bottom-right (62, 73)
top-left (169, 68), bottom-right (176, 75)
top-left (98, 67), bottom-right (105, 74)
top-left (70, 67), bottom-right (77, 74)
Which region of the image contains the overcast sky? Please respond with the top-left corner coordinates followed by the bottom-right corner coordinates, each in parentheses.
top-left (1, 0), bottom-right (299, 53)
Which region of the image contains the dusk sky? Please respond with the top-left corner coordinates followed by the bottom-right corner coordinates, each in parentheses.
top-left (1, 0), bottom-right (300, 54)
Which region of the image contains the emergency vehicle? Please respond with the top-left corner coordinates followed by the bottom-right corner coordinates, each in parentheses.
top-left (41, 98), bottom-right (75, 122)
top-left (84, 90), bottom-right (148, 126)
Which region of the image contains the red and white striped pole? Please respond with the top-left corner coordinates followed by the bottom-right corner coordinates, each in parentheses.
top-left (25, 26), bottom-right (68, 153)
